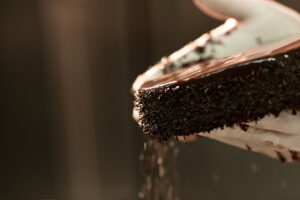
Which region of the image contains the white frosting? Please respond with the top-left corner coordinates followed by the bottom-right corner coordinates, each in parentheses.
top-left (132, 18), bottom-right (237, 92)
top-left (193, 0), bottom-right (300, 58)
top-left (133, 0), bottom-right (300, 161)
top-left (198, 123), bottom-right (300, 163)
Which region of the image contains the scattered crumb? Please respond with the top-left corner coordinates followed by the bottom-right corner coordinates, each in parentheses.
top-left (213, 172), bottom-right (219, 184)
top-left (280, 180), bottom-right (287, 189)
top-left (256, 37), bottom-right (263, 45)
top-left (275, 151), bottom-right (286, 163)
top-left (139, 153), bottom-right (145, 161)
top-left (250, 161), bottom-right (260, 173)
top-left (239, 123), bottom-right (249, 132)
top-left (245, 144), bottom-right (252, 151)
top-left (157, 157), bottom-right (163, 165)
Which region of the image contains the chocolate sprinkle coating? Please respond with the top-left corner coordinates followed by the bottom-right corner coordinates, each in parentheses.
top-left (135, 49), bottom-right (300, 141)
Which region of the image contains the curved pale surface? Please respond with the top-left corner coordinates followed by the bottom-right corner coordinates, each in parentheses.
top-left (198, 124), bottom-right (300, 163)
top-left (246, 110), bottom-right (300, 136)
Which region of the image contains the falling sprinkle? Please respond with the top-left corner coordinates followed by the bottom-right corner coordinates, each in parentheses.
top-left (157, 157), bottom-right (163, 165)
top-left (174, 148), bottom-right (180, 155)
top-left (213, 172), bottom-right (219, 184)
top-left (159, 166), bottom-right (165, 177)
top-left (139, 153), bottom-right (145, 161)
top-left (280, 180), bottom-right (287, 189)
top-left (139, 139), bottom-right (180, 200)
top-left (138, 191), bottom-right (145, 199)
top-left (250, 161), bottom-right (260, 173)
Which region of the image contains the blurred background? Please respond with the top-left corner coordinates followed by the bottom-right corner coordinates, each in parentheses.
top-left (1, 0), bottom-right (300, 199)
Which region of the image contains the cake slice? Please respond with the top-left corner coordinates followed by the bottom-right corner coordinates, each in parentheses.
top-left (132, 0), bottom-right (300, 162)
top-left (134, 35), bottom-right (300, 141)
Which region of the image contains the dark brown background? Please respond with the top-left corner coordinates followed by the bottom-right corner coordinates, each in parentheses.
top-left (1, 0), bottom-right (300, 199)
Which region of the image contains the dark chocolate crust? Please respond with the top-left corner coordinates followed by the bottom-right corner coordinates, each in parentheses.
top-left (135, 47), bottom-right (300, 141)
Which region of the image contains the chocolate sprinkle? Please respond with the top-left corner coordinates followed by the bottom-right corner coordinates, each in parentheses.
top-left (239, 123), bottom-right (249, 132)
top-left (289, 150), bottom-right (300, 161)
top-left (245, 144), bottom-right (252, 151)
top-left (275, 151), bottom-right (286, 163)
